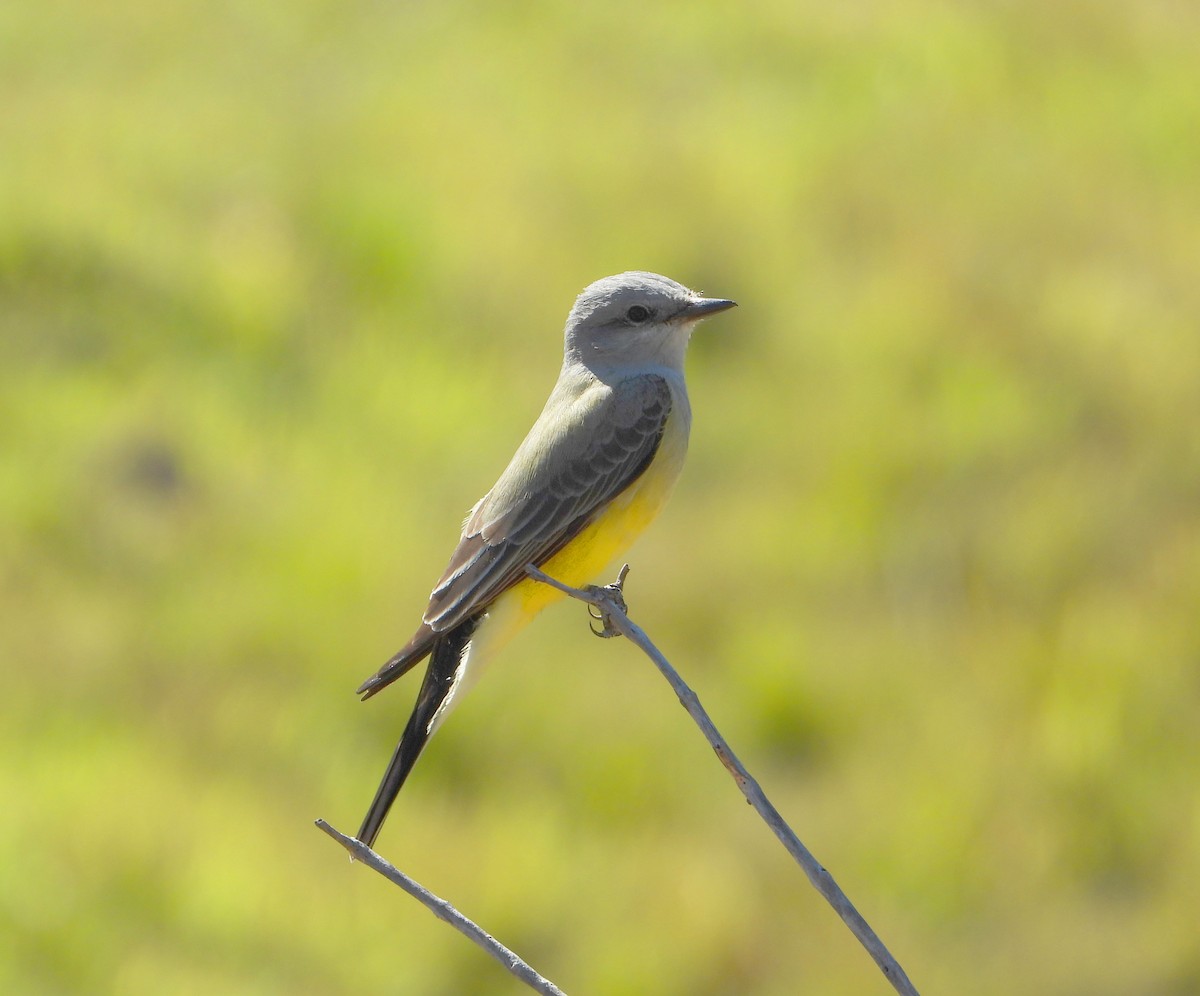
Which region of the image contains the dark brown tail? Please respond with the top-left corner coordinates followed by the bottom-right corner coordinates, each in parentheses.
top-left (356, 617), bottom-right (479, 848)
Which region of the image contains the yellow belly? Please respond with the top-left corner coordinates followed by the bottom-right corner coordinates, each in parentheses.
top-left (484, 410), bottom-right (688, 643)
top-left (434, 408), bottom-right (689, 720)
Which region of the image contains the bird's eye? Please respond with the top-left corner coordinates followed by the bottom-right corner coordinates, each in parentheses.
top-left (625, 305), bottom-right (652, 324)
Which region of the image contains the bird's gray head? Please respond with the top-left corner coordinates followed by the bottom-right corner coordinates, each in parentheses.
top-left (563, 271), bottom-right (736, 372)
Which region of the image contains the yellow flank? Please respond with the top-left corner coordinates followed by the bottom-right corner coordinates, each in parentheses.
top-left (475, 410), bottom-right (688, 655)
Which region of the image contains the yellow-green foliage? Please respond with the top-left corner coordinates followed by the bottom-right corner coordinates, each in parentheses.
top-left (3, 2), bottom-right (1198, 993)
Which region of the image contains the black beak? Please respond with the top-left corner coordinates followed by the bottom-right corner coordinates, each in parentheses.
top-left (676, 297), bottom-right (737, 321)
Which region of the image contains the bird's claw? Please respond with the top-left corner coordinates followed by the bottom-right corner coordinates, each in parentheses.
top-left (584, 564), bottom-right (630, 639)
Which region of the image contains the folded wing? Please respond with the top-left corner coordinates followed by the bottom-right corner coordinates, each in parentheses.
top-left (356, 372), bottom-right (672, 699)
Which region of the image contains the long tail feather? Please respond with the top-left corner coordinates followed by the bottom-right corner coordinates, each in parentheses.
top-left (356, 617), bottom-right (478, 847)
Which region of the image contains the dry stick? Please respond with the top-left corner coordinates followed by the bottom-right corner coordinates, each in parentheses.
top-left (525, 563), bottom-right (920, 996)
top-left (314, 819), bottom-right (567, 996)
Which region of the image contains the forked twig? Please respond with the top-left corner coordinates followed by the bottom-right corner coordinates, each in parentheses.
top-left (524, 563), bottom-right (920, 996)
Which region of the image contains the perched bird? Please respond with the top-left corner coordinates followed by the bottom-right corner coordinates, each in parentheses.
top-left (355, 271), bottom-right (736, 847)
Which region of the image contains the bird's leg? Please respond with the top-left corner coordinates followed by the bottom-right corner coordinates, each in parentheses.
top-left (585, 564), bottom-right (631, 639)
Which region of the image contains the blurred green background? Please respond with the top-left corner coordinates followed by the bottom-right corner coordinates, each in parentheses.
top-left (4, 1), bottom-right (1199, 993)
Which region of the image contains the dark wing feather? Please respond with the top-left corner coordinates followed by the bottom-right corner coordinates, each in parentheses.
top-left (356, 624), bottom-right (437, 699)
top-left (355, 373), bottom-right (672, 700)
top-left (421, 374), bottom-right (672, 633)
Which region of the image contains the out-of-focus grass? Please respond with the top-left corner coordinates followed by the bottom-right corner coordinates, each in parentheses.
top-left (3, 1), bottom-right (1198, 993)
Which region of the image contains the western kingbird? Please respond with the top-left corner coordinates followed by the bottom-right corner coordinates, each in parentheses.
top-left (355, 271), bottom-right (736, 847)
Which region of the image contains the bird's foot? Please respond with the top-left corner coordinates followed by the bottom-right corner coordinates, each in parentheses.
top-left (585, 564), bottom-right (631, 639)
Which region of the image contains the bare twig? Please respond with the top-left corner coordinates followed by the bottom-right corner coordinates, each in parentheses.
top-left (524, 563), bottom-right (920, 996)
top-left (314, 820), bottom-right (567, 996)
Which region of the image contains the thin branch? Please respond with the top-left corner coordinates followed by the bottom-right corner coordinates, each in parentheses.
top-left (314, 820), bottom-right (567, 996)
top-left (525, 563), bottom-right (920, 996)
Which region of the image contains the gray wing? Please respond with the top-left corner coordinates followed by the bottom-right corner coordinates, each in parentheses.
top-left (355, 372), bottom-right (673, 700)
top-left (423, 373), bottom-right (673, 632)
